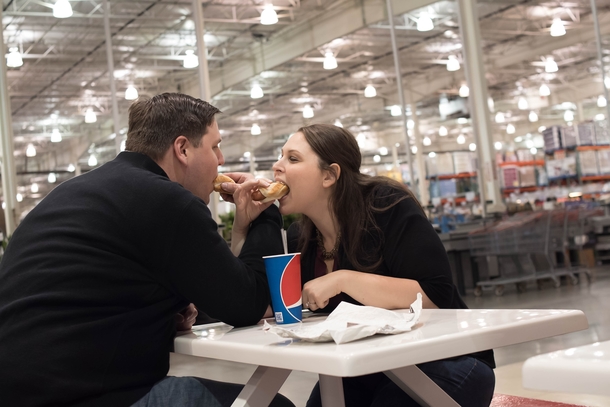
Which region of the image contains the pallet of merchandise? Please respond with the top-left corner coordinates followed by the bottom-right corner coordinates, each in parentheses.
top-left (501, 166), bottom-right (519, 188)
top-left (598, 149), bottom-right (610, 174)
top-left (562, 125), bottom-right (578, 148)
top-left (577, 121), bottom-right (596, 145)
top-left (516, 149), bottom-right (534, 162)
top-left (578, 149), bottom-right (599, 176)
top-left (519, 166), bottom-right (537, 186)
top-left (453, 151), bottom-right (475, 173)
top-left (595, 119), bottom-right (610, 145)
top-left (436, 152), bottom-right (455, 175)
top-left (426, 152), bottom-right (455, 177)
top-left (543, 126), bottom-right (562, 152)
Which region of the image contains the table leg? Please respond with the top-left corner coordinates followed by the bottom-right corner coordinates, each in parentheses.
top-left (385, 365), bottom-right (459, 407)
top-left (319, 374), bottom-right (345, 407)
top-left (231, 365), bottom-right (291, 407)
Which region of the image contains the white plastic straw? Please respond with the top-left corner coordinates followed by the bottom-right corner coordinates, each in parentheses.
top-left (281, 229), bottom-right (288, 254)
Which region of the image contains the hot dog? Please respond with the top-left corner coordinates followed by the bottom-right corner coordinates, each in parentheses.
top-left (213, 174), bottom-right (289, 202)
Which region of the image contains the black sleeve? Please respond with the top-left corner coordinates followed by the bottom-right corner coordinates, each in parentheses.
top-left (165, 202), bottom-right (284, 327)
top-left (376, 196), bottom-right (462, 309)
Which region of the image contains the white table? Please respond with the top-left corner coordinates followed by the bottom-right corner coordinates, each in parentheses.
top-left (175, 309), bottom-right (588, 407)
top-left (523, 339), bottom-right (610, 397)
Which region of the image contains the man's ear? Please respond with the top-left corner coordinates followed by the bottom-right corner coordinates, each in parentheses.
top-left (173, 136), bottom-right (189, 165)
top-left (322, 163), bottom-right (341, 188)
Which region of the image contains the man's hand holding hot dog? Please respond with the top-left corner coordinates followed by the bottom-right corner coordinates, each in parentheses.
top-left (214, 172), bottom-right (276, 255)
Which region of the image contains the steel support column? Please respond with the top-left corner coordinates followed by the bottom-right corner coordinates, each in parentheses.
top-left (0, 5), bottom-right (19, 235)
top-left (591, 0), bottom-right (610, 123)
top-left (457, 0), bottom-right (504, 215)
top-left (386, 0), bottom-right (417, 198)
top-left (103, 0), bottom-right (122, 155)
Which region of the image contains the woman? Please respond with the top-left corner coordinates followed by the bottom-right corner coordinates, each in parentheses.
top-left (272, 124), bottom-right (495, 407)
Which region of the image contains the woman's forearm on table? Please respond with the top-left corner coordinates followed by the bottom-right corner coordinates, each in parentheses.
top-left (337, 270), bottom-right (438, 309)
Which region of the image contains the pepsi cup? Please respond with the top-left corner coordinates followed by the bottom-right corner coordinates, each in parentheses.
top-left (263, 253), bottom-right (302, 324)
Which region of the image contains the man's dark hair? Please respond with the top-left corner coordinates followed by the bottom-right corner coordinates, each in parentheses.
top-left (125, 93), bottom-right (221, 161)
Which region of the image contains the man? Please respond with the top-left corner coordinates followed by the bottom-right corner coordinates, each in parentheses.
top-left (0, 93), bottom-right (293, 407)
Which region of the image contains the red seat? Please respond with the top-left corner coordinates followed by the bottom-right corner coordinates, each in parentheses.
top-left (491, 394), bottom-right (585, 407)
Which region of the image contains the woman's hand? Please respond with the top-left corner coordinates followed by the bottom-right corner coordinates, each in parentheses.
top-left (219, 173), bottom-right (274, 233)
top-left (302, 271), bottom-right (345, 311)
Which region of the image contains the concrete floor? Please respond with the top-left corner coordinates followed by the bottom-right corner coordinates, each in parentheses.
top-left (169, 266), bottom-right (610, 407)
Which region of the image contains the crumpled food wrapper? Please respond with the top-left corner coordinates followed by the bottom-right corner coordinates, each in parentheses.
top-left (263, 293), bottom-right (422, 344)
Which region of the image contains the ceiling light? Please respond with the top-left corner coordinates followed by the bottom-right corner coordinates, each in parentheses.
top-left (488, 97), bottom-right (495, 112)
top-left (323, 52), bottom-right (337, 70)
top-left (334, 119), bottom-right (343, 128)
top-left (31, 183), bottom-right (39, 193)
top-left (518, 97), bottom-right (529, 110)
top-left (417, 12), bottom-right (434, 32)
top-left (564, 110), bottom-right (574, 121)
top-left (251, 123), bottom-right (261, 135)
top-left (539, 84), bottom-right (551, 96)
top-left (373, 155), bottom-right (381, 163)
top-left (183, 50), bottom-right (199, 68)
top-left (243, 151), bottom-right (251, 158)
top-left (605, 77), bottom-right (610, 89)
top-left (538, 126), bottom-right (547, 132)
top-left (530, 147), bottom-right (538, 155)
top-left (84, 108), bottom-right (97, 123)
top-left (447, 55), bottom-right (460, 71)
top-left (67, 163), bottom-right (75, 172)
top-left (48, 173), bottom-right (57, 183)
top-left (596, 113), bottom-right (605, 121)
top-left (459, 84), bottom-right (469, 98)
top-left (545, 57), bottom-right (558, 73)
top-left (26, 143), bottom-right (36, 157)
top-left (407, 119), bottom-right (415, 129)
top-left (439, 126), bottom-right (448, 136)
top-left (6, 47), bottom-right (23, 68)
top-left (16, 193), bottom-right (23, 203)
top-left (88, 154), bottom-right (98, 167)
top-left (515, 136), bottom-right (523, 142)
top-left (598, 95), bottom-right (607, 107)
top-left (529, 111), bottom-right (539, 122)
top-left (120, 139), bottom-right (126, 151)
top-left (457, 117), bottom-right (468, 124)
top-left (250, 84), bottom-right (264, 99)
top-left (494, 141), bottom-right (503, 150)
top-left (550, 18), bottom-right (566, 37)
top-left (125, 85), bottom-right (139, 100)
top-left (51, 128), bottom-right (62, 142)
top-left (379, 147), bottom-right (388, 155)
top-left (457, 134), bottom-right (465, 144)
top-left (495, 112), bottom-right (505, 123)
top-left (507, 124), bottom-right (516, 134)
top-left (411, 146), bottom-right (418, 154)
top-left (469, 143), bottom-right (476, 151)
top-left (525, 140), bottom-right (534, 148)
top-left (364, 84), bottom-right (377, 98)
top-left (53, 0), bottom-right (73, 18)
top-left (303, 104), bottom-right (314, 118)
top-left (428, 151), bottom-right (436, 158)
top-left (390, 105), bottom-right (401, 116)
top-left (423, 136), bottom-right (431, 146)
top-left (260, 4), bottom-right (278, 25)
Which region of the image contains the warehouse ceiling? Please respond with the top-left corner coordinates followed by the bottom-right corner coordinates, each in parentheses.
top-left (2, 0), bottom-right (610, 216)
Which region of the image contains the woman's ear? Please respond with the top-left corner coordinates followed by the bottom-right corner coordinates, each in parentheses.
top-left (322, 163), bottom-right (341, 188)
top-left (173, 136), bottom-right (189, 165)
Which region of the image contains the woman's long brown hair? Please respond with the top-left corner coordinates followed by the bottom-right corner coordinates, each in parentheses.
top-left (295, 124), bottom-right (423, 272)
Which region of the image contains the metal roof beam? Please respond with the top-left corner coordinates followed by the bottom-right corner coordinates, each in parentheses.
top-left (183, 0), bottom-right (438, 98)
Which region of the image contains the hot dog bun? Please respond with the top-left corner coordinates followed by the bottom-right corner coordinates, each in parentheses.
top-left (214, 175), bottom-right (289, 202)
top-left (251, 182), bottom-right (290, 203)
top-left (213, 174), bottom-right (235, 193)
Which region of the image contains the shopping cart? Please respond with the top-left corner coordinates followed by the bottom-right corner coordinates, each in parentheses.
top-left (468, 208), bottom-right (595, 296)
